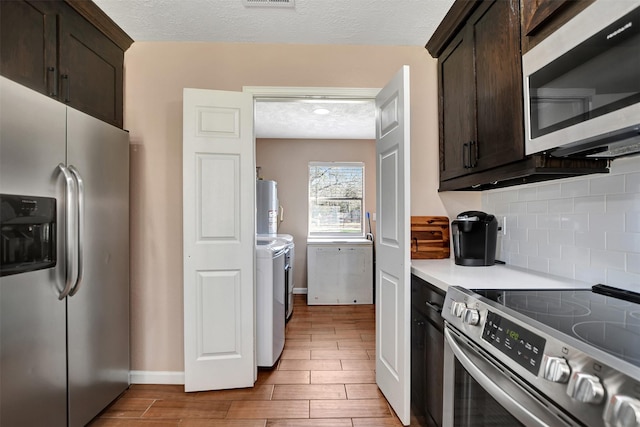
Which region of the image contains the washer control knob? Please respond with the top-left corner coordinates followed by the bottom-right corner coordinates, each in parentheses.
top-left (462, 308), bottom-right (480, 326)
top-left (604, 395), bottom-right (640, 427)
top-left (542, 355), bottom-right (571, 383)
top-left (450, 301), bottom-right (466, 318)
top-left (567, 372), bottom-right (605, 404)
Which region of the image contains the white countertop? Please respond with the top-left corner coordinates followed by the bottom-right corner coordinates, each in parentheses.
top-left (411, 259), bottom-right (591, 293)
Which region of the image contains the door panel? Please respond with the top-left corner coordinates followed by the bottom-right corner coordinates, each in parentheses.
top-left (0, 77), bottom-right (67, 427)
top-left (376, 66), bottom-right (411, 425)
top-left (183, 88), bottom-right (255, 391)
top-left (66, 106), bottom-right (130, 427)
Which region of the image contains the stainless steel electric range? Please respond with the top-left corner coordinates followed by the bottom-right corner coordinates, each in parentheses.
top-left (442, 284), bottom-right (640, 427)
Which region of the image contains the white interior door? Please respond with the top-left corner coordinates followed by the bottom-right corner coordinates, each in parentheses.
top-left (183, 88), bottom-right (255, 391)
top-left (375, 65), bottom-right (411, 425)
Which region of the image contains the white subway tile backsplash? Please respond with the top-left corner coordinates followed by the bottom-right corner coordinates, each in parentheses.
top-left (591, 249), bottom-right (626, 270)
top-left (538, 214), bottom-right (562, 229)
top-left (589, 213), bottom-right (624, 232)
top-left (606, 232), bottom-right (640, 253)
top-left (510, 227), bottom-right (528, 242)
top-left (560, 214), bottom-right (589, 232)
top-left (561, 245), bottom-right (590, 263)
top-left (590, 175), bottom-right (625, 195)
top-left (607, 193), bottom-right (640, 213)
top-left (548, 198), bottom-right (573, 213)
top-left (536, 183), bottom-right (561, 200)
top-left (527, 200), bottom-right (548, 214)
top-left (627, 253), bottom-right (640, 274)
top-left (549, 229), bottom-right (575, 245)
top-left (575, 230), bottom-right (605, 250)
top-left (529, 230), bottom-right (549, 244)
top-left (510, 253), bottom-right (528, 268)
top-left (518, 214), bottom-right (537, 229)
top-left (538, 243), bottom-right (561, 259)
top-left (561, 180), bottom-right (589, 198)
top-left (519, 240), bottom-right (539, 256)
top-left (518, 187), bottom-right (538, 201)
top-left (574, 196), bottom-right (605, 213)
top-left (527, 257), bottom-right (549, 273)
top-left (626, 212), bottom-right (640, 232)
top-left (482, 156), bottom-right (640, 284)
top-left (510, 201), bottom-right (528, 214)
top-left (625, 172), bottom-right (640, 193)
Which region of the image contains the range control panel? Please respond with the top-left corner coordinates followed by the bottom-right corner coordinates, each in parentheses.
top-left (482, 311), bottom-right (546, 375)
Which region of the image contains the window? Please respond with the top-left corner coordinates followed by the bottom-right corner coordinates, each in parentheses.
top-left (308, 162), bottom-right (364, 237)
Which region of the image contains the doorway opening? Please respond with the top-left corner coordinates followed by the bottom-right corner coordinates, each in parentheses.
top-left (244, 86), bottom-right (380, 294)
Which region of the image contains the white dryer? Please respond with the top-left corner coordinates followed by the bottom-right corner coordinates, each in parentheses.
top-left (257, 234), bottom-right (295, 321)
top-left (255, 239), bottom-right (287, 367)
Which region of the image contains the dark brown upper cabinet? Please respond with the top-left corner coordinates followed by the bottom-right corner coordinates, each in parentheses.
top-left (0, 0), bottom-right (133, 128)
top-left (426, 0), bottom-right (608, 191)
top-left (439, 0), bottom-right (524, 182)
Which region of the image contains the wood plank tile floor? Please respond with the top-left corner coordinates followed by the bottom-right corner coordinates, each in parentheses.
top-left (89, 295), bottom-right (403, 427)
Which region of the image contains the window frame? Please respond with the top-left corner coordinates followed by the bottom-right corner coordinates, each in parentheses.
top-left (307, 161), bottom-right (366, 239)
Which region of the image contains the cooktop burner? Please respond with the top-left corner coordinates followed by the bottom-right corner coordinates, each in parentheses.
top-left (475, 285), bottom-right (640, 368)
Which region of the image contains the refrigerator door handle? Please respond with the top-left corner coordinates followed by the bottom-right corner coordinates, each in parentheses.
top-left (58, 163), bottom-right (78, 300)
top-left (68, 165), bottom-right (85, 296)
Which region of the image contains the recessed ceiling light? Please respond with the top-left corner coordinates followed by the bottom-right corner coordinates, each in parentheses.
top-left (313, 108), bottom-right (330, 115)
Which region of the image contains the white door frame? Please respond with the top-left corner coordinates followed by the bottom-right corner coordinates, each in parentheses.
top-left (243, 86), bottom-right (380, 100)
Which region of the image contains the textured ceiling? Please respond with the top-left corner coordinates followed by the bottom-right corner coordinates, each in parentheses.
top-left (93, 0), bottom-right (455, 139)
top-left (255, 99), bottom-right (376, 139)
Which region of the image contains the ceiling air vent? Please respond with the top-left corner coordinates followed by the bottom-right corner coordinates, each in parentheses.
top-left (242, 0), bottom-right (295, 8)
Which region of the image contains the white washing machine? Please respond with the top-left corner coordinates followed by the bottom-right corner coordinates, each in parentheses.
top-left (257, 234), bottom-right (295, 321)
top-left (255, 239), bottom-right (287, 367)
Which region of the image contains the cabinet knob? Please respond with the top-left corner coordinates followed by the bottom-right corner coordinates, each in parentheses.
top-left (542, 355), bottom-right (571, 383)
top-left (462, 308), bottom-right (480, 326)
top-left (567, 372), bottom-right (605, 404)
top-left (604, 395), bottom-right (640, 427)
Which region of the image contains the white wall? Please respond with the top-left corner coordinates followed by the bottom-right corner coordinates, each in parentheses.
top-left (483, 155), bottom-right (640, 292)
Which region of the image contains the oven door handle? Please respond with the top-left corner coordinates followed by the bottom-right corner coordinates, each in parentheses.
top-left (444, 327), bottom-right (550, 427)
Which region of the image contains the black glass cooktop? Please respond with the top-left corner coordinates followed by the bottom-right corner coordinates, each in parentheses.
top-left (475, 285), bottom-right (640, 368)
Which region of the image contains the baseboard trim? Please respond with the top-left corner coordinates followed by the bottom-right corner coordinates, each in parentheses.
top-left (130, 370), bottom-right (185, 385)
top-left (293, 288), bottom-right (308, 294)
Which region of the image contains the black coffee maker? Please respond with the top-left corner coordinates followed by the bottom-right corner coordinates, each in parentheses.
top-left (451, 211), bottom-right (498, 266)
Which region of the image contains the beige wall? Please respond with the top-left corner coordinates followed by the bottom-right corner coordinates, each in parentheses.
top-left (125, 42), bottom-right (479, 373)
top-left (256, 138), bottom-right (376, 291)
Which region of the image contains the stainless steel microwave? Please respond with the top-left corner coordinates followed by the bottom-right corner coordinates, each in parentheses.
top-left (523, 0), bottom-right (640, 158)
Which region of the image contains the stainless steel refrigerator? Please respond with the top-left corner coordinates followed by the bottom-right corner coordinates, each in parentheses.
top-left (256, 179), bottom-right (279, 235)
top-left (0, 76), bottom-right (130, 426)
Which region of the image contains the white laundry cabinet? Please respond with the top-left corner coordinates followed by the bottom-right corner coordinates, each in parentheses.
top-left (307, 239), bottom-right (373, 304)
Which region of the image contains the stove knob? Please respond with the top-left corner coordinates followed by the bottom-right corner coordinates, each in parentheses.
top-left (604, 395), bottom-right (640, 427)
top-left (542, 355), bottom-right (571, 383)
top-left (450, 301), bottom-right (466, 318)
top-left (567, 372), bottom-right (605, 404)
top-left (462, 308), bottom-right (480, 326)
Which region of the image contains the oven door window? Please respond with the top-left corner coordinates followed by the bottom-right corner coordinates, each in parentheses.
top-left (444, 326), bottom-right (576, 427)
top-left (454, 359), bottom-right (524, 427)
